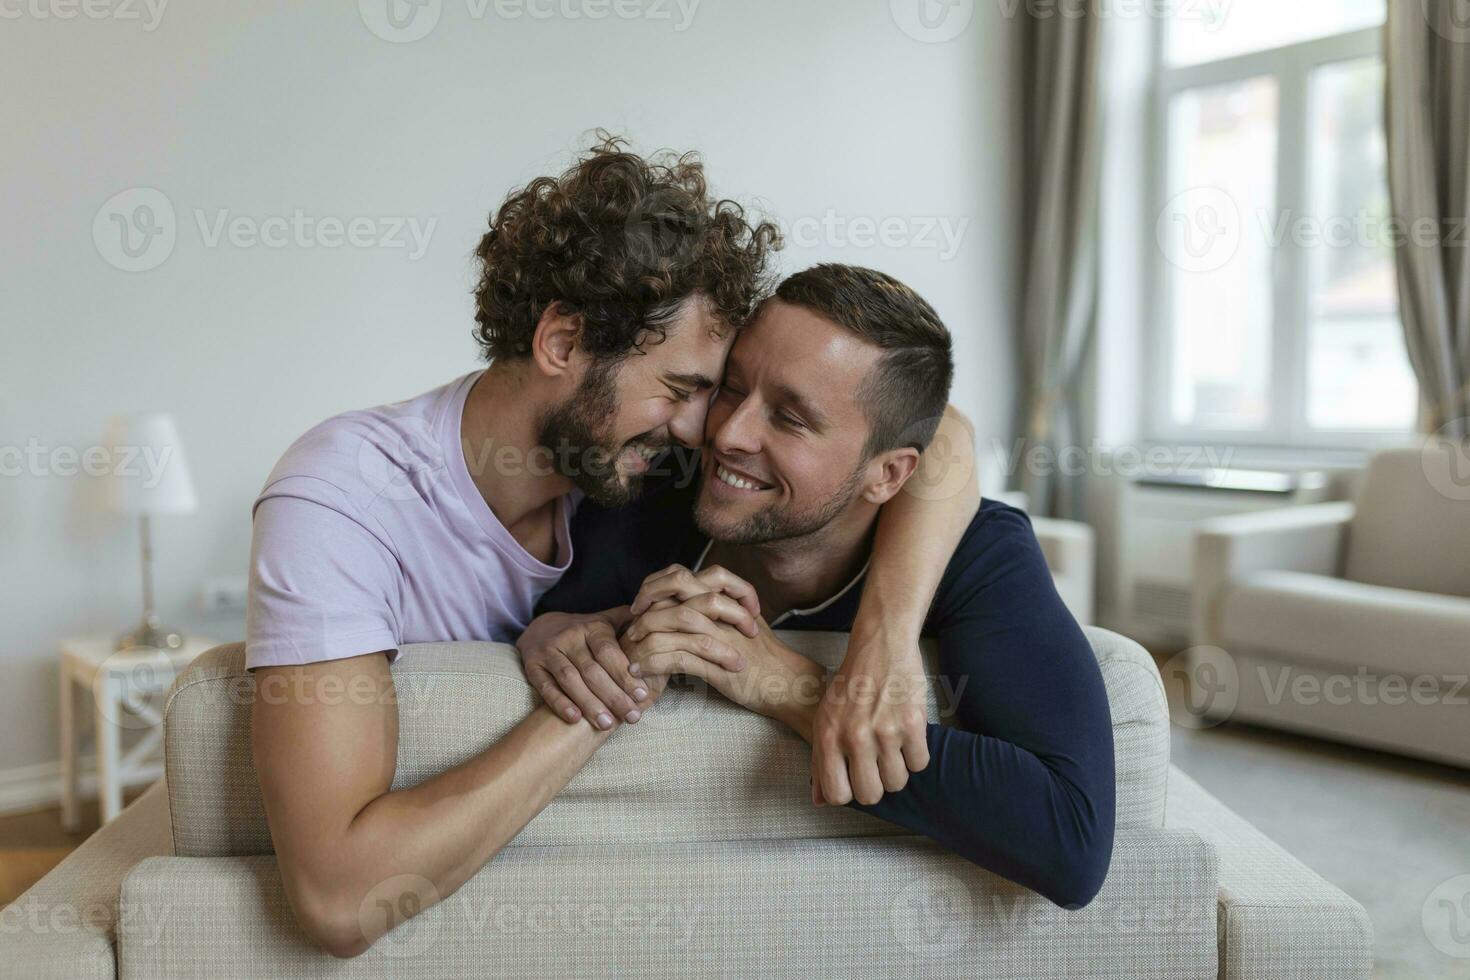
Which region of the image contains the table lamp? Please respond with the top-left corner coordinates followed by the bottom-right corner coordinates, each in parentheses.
top-left (100, 413), bottom-right (198, 651)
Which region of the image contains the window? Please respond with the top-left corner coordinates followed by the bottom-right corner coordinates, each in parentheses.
top-left (1149, 2), bottom-right (1416, 446)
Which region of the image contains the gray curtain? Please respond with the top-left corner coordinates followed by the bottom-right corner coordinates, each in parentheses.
top-left (1385, 0), bottom-right (1470, 439)
top-left (1016, 7), bottom-right (1104, 517)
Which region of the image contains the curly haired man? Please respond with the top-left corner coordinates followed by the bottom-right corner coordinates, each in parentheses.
top-left (245, 136), bottom-right (979, 957)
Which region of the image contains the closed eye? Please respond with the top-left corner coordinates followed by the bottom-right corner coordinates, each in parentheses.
top-left (777, 412), bottom-right (806, 431)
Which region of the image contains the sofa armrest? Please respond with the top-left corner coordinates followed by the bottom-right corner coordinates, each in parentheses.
top-left (1164, 766), bottom-right (1372, 980)
top-left (0, 778), bottom-right (173, 980)
top-left (1192, 502), bottom-right (1354, 647)
top-left (1029, 515), bottom-right (1095, 625)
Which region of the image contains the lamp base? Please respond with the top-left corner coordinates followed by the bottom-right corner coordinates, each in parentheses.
top-left (114, 622), bottom-right (185, 652)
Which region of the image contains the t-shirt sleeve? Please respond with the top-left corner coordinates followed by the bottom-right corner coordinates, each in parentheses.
top-left (245, 478), bottom-right (403, 670)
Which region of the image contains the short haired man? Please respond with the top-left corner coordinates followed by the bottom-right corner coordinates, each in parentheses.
top-left (536, 264), bottom-right (1116, 908)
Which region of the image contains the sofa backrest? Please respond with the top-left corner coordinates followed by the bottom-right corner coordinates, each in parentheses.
top-left (1342, 444), bottom-right (1470, 597)
top-left (163, 627), bottom-right (1168, 858)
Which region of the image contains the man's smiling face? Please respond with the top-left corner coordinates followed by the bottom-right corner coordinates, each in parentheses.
top-left (541, 295), bottom-right (730, 507)
top-left (694, 299), bottom-right (883, 544)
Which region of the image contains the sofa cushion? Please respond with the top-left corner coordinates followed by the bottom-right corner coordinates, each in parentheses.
top-left (1164, 766), bottom-right (1372, 980)
top-left (164, 628), bottom-right (1168, 858)
top-left (1342, 444), bottom-right (1470, 597)
top-left (120, 829), bottom-right (1216, 979)
top-left (1220, 569), bottom-right (1470, 680)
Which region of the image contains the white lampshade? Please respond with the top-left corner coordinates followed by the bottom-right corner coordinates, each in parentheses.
top-left (100, 413), bottom-right (198, 515)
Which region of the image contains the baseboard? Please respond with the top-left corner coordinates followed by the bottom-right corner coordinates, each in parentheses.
top-left (0, 757), bottom-right (101, 816)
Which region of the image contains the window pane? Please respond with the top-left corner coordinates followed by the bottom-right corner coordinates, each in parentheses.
top-left (1167, 0), bottom-right (1385, 66)
top-left (1161, 77), bottom-right (1277, 430)
top-left (1305, 57), bottom-right (1416, 431)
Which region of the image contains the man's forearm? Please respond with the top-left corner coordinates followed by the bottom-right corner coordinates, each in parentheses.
top-left (289, 705), bottom-right (612, 955)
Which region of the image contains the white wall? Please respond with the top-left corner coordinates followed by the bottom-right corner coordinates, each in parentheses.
top-left (0, 0), bottom-right (1018, 781)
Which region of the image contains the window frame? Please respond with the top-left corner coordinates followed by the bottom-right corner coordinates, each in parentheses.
top-left (1144, 22), bottom-right (1414, 451)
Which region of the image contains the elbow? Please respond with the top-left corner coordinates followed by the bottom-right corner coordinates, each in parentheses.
top-left (1042, 848), bottom-right (1111, 910)
top-left (300, 896), bottom-right (373, 960)
top-left (284, 876), bottom-right (374, 959)
top-left (1042, 815), bottom-right (1115, 910)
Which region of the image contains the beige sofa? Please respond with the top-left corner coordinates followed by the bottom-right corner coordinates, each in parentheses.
top-left (1, 629), bottom-right (1371, 978)
top-left (1192, 444), bottom-right (1470, 766)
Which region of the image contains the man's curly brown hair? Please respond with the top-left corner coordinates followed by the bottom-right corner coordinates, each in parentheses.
top-left (472, 134), bottom-right (783, 363)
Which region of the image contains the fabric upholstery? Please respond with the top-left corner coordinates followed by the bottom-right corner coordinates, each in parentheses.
top-left (164, 627), bottom-right (1171, 859)
top-left (1220, 569), bottom-right (1470, 679)
top-left (1164, 767), bottom-right (1372, 980)
top-left (119, 830), bottom-right (1218, 979)
top-left (1192, 502), bottom-right (1353, 649)
top-left (1342, 446), bottom-right (1470, 597)
top-left (0, 778), bottom-right (172, 980)
top-left (1201, 645), bottom-right (1470, 768)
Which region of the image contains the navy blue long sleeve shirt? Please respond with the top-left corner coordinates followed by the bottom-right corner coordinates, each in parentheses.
top-left (537, 458), bottom-right (1116, 909)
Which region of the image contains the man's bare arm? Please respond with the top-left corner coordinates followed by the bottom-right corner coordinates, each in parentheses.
top-left (251, 651), bottom-right (612, 958)
top-left (813, 404), bottom-right (979, 805)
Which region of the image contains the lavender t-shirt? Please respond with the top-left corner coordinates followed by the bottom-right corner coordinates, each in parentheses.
top-left (245, 370), bottom-right (578, 669)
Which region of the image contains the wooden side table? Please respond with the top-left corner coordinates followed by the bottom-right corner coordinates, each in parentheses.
top-left (58, 634), bottom-right (218, 828)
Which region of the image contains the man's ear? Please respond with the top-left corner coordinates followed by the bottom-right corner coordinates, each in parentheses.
top-left (860, 447), bottom-right (921, 506)
top-left (529, 303), bottom-right (582, 379)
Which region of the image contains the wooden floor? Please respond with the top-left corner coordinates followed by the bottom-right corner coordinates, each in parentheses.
top-left (0, 786), bottom-right (148, 907)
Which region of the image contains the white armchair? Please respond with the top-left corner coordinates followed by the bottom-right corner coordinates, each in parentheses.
top-left (1190, 445), bottom-right (1470, 766)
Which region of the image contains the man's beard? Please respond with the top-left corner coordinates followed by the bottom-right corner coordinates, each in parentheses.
top-left (537, 360), bottom-right (665, 508)
top-left (694, 458), bottom-right (866, 546)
